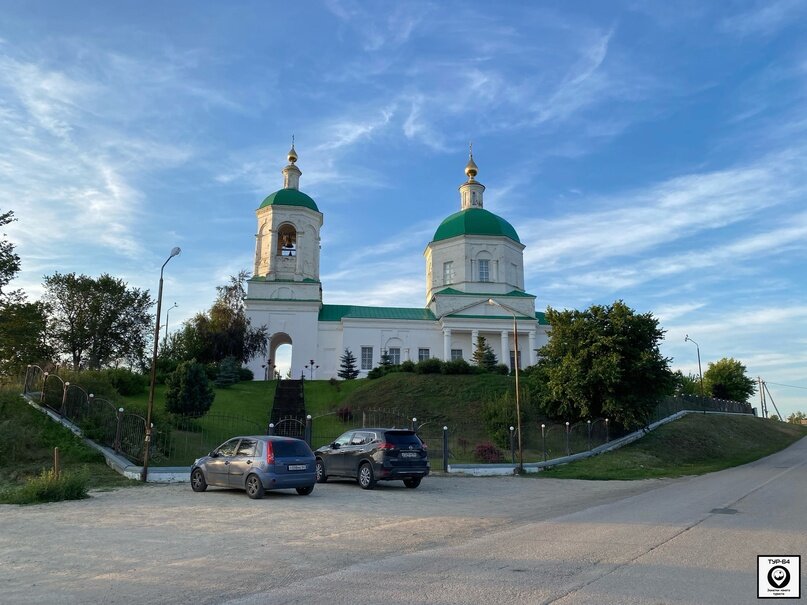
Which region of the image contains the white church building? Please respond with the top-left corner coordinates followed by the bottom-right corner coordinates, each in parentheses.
top-left (244, 145), bottom-right (549, 380)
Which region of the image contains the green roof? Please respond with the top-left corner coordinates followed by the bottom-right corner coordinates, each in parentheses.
top-left (319, 304), bottom-right (436, 322)
top-left (435, 288), bottom-right (535, 298)
top-left (536, 311), bottom-right (548, 325)
top-left (433, 208), bottom-right (520, 243)
top-left (258, 188), bottom-right (319, 212)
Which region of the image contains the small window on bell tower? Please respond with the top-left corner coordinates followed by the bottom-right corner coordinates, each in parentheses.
top-left (277, 224), bottom-right (297, 257)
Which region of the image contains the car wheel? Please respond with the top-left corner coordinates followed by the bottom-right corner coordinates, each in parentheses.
top-left (245, 474), bottom-right (265, 499)
top-left (190, 468), bottom-right (208, 492)
top-left (403, 477), bottom-right (421, 489)
top-left (296, 485), bottom-right (314, 496)
top-left (358, 462), bottom-right (376, 490)
top-left (315, 459), bottom-right (328, 483)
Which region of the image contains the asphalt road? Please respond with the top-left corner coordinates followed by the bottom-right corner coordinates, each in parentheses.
top-left (1, 438), bottom-right (804, 604)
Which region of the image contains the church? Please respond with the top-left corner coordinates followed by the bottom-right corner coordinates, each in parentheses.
top-left (244, 145), bottom-right (549, 380)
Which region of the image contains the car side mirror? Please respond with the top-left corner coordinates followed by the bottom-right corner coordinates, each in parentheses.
top-left (209, 451), bottom-right (219, 458)
top-left (331, 442), bottom-right (340, 449)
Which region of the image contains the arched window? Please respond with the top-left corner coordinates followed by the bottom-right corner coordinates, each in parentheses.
top-left (277, 224), bottom-right (297, 257)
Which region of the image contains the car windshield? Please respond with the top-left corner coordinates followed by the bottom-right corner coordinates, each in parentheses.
top-left (272, 439), bottom-right (312, 457)
top-left (384, 432), bottom-right (422, 447)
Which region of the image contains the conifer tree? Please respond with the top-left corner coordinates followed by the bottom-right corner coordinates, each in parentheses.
top-left (338, 348), bottom-right (359, 380)
top-left (472, 335), bottom-right (498, 371)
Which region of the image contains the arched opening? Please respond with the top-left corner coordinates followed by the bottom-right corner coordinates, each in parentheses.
top-left (267, 333), bottom-right (292, 380)
top-left (277, 224), bottom-right (297, 257)
top-left (383, 337), bottom-right (404, 365)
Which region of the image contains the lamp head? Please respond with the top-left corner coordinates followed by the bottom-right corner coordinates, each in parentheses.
top-left (170, 247), bottom-right (181, 258)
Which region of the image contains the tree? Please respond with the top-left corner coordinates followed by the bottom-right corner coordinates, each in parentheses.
top-left (175, 271), bottom-right (268, 365)
top-left (43, 272), bottom-right (152, 370)
top-left (0, 300), bottom-right (52, 376)
top-left (0, 210), bottom-right (52, 376)
top-left (672, 370), bottom-right (702, 396)
top-left (379, 350), bottom-right (393, 368)
top-left (338, 348), bottom-right (359, 380)
top-left (214, 356), bottom-right (240, 388)
top-left (703, 358), bottom-right (755, 402)
top-left (472, 335), bottom-right (498, 371)
top-left (0, 210), bottom-right (22, 302)
top-left (165, 360), bottom-right (215, 417)
top-left (525, 300), bottom-right (674, 429)
top-left (786, 411), bottom-right (806, 425)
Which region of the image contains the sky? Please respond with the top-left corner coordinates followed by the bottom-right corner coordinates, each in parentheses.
top-left (1, 1), bottom-right (805, 417)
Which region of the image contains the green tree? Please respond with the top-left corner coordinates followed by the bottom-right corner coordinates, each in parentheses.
top-left (214, 356), bottom-right (240, 388)
top-left (338, 348), bottom-right (359, 380)
top-left (0, 211), bottom-right (53, 376)
top-left (43, 272), bottom-right (152, 370)
top-left (786, 411), bottom-right (806, 425)
top-left (0, 210), bottom-right (22, 302)
top-left (673, 370), bottom-right (702, 396)
top-left (165, 360), bottom-right (215, 417)
top-left (472, 335), bottom-right (498, 371)
top-left (379, 350), bottom-right (393, 368)
top-left (174, 271), bottom-right (268, 365)
top-left (703, 358), bottom-right (755, 402)
top-left (0, 301), bottom-right (52, 376)
top-left (525, 300), bottom-right (674, 429)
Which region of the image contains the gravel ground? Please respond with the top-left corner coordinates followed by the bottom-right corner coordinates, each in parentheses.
top-left (0, 475), bottom-right (667, 604)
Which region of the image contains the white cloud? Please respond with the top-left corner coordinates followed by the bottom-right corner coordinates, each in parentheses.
top-left (720, 0), bottom-right (806, 36)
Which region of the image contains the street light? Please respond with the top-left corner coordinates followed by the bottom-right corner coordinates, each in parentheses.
top-left (164, 302), bottom-right (178, 342)
top-left (305, 359), bottom-right (319, 379)
top-left (142, 246), bottom-right (181, 482)
top-left (488, 298), bottom-right (523, 473)
top-left (684, 334), bottom-right (704, 396)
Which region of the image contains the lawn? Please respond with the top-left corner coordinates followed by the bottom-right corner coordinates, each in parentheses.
top-left (539, 414), bottom-right (807, 480)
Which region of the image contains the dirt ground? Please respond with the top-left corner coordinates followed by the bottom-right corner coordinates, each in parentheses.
top-left (0, 475), bottom-right (665, 604)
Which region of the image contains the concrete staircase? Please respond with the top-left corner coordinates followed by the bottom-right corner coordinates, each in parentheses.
top-left (269, 379), bottom-right (306, 437)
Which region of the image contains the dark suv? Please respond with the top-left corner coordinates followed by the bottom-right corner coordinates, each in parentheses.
top-left (314, 428), bottom-right (429, 489)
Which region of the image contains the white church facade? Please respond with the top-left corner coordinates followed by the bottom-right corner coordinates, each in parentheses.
top-left (244, 145), bottom-right (549, 380)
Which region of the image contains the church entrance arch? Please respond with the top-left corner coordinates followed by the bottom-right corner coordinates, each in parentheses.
top-left (268, 333), bottom-right (292, 380)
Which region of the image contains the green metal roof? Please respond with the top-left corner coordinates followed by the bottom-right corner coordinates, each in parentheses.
top-left (435, 288), bottom-right (535, 298)
top-left (319, 304), bottom-right (436, 322)
top-left (536, 311), bottom-right (548, 325)
top-left (258, 188), bottom-right (319, 212)
top-left (432, 208), bottom-right (520, 243)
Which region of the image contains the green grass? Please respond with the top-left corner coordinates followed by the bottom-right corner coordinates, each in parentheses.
top-left (540, 414), bottom-right (807, 480)
top-left (0, 388), bottom-right (140, 493)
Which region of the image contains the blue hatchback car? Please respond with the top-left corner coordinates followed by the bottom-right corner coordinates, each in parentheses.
top-left (191, 435), bottom-right (316, 499)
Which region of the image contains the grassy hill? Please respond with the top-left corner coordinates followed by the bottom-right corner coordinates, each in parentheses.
top-left (0, 388), bottom-right (139, 490)
top-left (540, 413), bottom-right (807, 480)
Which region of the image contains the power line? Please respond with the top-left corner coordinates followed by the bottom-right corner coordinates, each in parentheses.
top-left (765, 381), bottom-right (807, 391)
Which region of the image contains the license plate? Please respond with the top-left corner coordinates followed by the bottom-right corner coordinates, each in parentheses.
top-left (288, 464), bottom-right (307, 471)
top-left (400, 452), bottom-right (418, 458)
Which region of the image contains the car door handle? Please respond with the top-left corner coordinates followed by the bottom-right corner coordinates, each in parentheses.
top-left (246, 460), bottom-right (252, 464)
top-left (224, 461), bottom-right (230, 465)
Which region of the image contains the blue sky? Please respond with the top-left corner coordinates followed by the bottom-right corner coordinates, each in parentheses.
top-left (2, 1), bottom-right (805, 417)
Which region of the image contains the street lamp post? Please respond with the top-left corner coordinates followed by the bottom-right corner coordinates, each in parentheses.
top-left (305, 359), bottom-right (319, 380)
top-left (164, 302), bottom-right (178, 342)
top-left (684, 334), bottom-right (704, 396)
top-left (488, 299), bottom-right (523, 473)
top-left (141, 247), bottom-right (181, 482)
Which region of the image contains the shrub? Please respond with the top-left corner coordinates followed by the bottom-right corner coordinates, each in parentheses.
top-left (482, 392), bottom-right (517, 449)
top-left (0, 468), bottom-right (89, 505)
top-left (328, 377), bottom-right (340, 390)
top-left (400, 360), bottom-right (416, 373)
top-left (58, 370), bottom-right (118, 400)
top-left (473, 442), bottom-right (504, 463)
top-left (367, 367), bottom-right (386, 380)
top-left (238, 367), bottom-right (254, 381)
top-left (165, 361), bottom-right (215, 418)
top-left (493, 364), bottom-right (509, 375)
top-left (336, 406), bottom-right (353, 422)
top-left (442, 359), bottom-right (474, 375)
top-left (416, 358), bottom-right (443, 374)
top-left (104, 368), bottom-right (146, 396)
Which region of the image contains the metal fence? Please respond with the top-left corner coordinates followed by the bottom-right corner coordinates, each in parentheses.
top-left (22, 365), bottom-right (754, 470)
top-left (23, 365), bottom-right (148, 463)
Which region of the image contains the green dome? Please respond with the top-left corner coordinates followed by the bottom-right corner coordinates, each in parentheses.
top-left (432, 208), bottom-right (520, 243)
top-left (258, 188), bottom-right (319, 212)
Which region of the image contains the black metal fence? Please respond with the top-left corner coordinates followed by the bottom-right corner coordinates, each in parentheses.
top-left (22, 365), bottom-right (754, 470)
